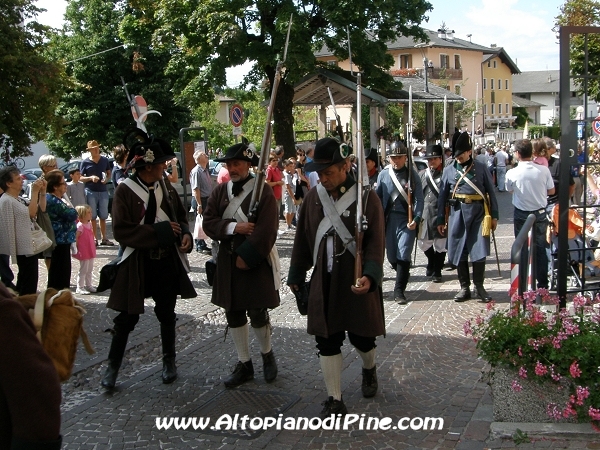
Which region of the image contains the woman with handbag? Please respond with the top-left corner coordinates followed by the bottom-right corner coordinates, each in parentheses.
top-left (45, 170), bottom-right (78, 291)
top-left (0, 166), bottom-right (47, 295)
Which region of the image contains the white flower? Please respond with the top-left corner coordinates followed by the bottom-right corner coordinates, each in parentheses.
top-left (143, 149), bottom-right (155, 163)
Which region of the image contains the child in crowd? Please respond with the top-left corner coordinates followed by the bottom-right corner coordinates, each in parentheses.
top-left (73, 205), bottom-right (97, 295)
top-left (283, 159), bottom-right (296, 231)
top-left (532, 139), bottom-right (549, 167)
top-left (67, 169), bottom-right (87, 207)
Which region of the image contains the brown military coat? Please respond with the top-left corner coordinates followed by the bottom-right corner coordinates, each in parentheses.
top-left (107, 177), bottom-right (196, 314)
top-left (203, 178), bottom-right (280, 311)
top-left (288, 178), bottom-right (385, 338)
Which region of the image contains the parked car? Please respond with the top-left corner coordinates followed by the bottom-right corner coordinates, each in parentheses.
top-left (22, 168), bottom-right (43, 179)
top-left (19, 172), bottom-right (38, 197)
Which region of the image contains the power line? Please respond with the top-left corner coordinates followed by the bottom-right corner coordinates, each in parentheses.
top-left (65, 44), bottom-right (125, 64)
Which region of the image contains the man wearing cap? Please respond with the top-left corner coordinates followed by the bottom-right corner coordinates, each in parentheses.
top-left (288, 137), bottom-right (385, 418)
top-left (418, 144), bottom-right (447, 283)
top-left (376, 140), bottom-right (424, 305)
top-left (203, 144), bottom-right (280, 388)
top-left (79, 140), bottom-right (114, 246)
top-left (437, 132), bottom-right (499, 302)
top-left (101, 137), bottom-right (196, 389)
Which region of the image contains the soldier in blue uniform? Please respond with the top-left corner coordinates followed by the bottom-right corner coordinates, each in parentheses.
top-left (436, 132), bottom-right (499, 302)
top-left (418, 144), bottom-right (446, 283)
top-left (376, 141), bottom-right (424, 304)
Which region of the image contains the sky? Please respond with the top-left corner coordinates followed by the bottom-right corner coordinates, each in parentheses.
top-left (34, 0), bottom-right (564, 86)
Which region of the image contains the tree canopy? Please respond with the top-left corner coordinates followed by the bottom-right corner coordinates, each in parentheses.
top-left (555, 0), bottom-right (600, 101)
top-left (0, 0), bottom-right (65, 156)
top-left (45, 0), bottom-right (192, 159)
top-left (145, 0), bottom-right (433, 155)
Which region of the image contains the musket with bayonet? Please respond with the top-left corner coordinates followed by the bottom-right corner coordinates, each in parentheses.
top-left (121, 77), bottom-right (162, 134)
top-left (327, 87), bottom-right (345, 143)
top-left (248, 14), bottom-right (293, 222)
top-left (406, 85), bottom-right (414, 224)
top-left (347, 27), bottom-right (370, 287)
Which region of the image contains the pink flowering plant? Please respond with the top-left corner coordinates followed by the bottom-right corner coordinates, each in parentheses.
top-left (464, 290), bottom-right (600, 427)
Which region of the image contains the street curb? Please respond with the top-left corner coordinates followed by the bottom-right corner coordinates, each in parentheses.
top-left (490, 421), bottom-right (597, 440)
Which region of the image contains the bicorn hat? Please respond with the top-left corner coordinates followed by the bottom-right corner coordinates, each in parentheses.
top-left (304, 138), bottom-right (350, 173)
top-left (366, 148), bottom-right (379, 164)
top-left (453, 132), bottom-right (473, 157)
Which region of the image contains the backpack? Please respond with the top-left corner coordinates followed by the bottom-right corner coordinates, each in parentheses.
top-left (16, 289), bottom-right (95, 381)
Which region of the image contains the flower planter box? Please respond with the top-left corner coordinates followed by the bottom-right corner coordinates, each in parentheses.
top-left (491, 366), bottom-right (575, 423)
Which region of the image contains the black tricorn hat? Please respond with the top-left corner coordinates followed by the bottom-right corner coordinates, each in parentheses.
top-left (304, 137), bottom-right (350, 173)
top-left (125, 131), bottom-right (175, 170)
top-left (424, 144), bottom-right (444, 159)
top-left (214, 143), bottom-right (259, 166)
top-left (453, 132), bottom-right (473, 157)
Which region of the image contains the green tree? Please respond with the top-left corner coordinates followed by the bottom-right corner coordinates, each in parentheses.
top-left (45, 0), bottom-right (192, 159)
top-left (0, 0), bottom-right (65, 156)
top-left (555, 0), bottom-right (600, 100)
top-left (149, 0), bottom-right (433, 156)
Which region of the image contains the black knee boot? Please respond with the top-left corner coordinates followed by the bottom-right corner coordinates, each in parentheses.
top-left (394, 260), bottom-right (411, 305)
top-left (424, 247), bottom-right (435, 277)
top-left (101, 328), bottom-right (130, 389)
top-left (473, 261), bottom-right (492, 303)
top-left (454, 261), bottom-right (471, 302)
top-left (160, 323), bottom-right (178, 384)
top-left (433, 252), bottom-right (446, 282)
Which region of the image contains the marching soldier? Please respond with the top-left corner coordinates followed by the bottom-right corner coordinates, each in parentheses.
top-left (203, 144), bottom-right (280, 388)
top-left (418, 144), bottom-right (447, 283)
top-left (288, 137), bottom-right (385, 418)
top-left (436, 132), bottom-right (499, 302)
top-left (376, 140), bottom-right (424, 305)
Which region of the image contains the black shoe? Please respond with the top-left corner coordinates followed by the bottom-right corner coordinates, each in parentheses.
top-left (224, 360), bottom-right (254, 388)
top-left (425, 269), bottom-right (433, 277)
top-left (162, 356), bottom-right (177, 384)
top-left (262, 350), bottom-right (278, 383)
top-left (454, 288), bottom-right (471, 302)
top-left (101, 363), bottom-right (120, 389)
top-left (432, 275), bottom-right (443, 283)
top-left (475, 286), bottom-right (492, 303)
top-left (319, 396), bottom-right (348, 419)
top-left (361, 366), bottom-right (378, 398)
top-left (394, 291), bottom-right (408, 305)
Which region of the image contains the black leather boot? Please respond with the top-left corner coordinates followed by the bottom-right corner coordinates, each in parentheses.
top-left (394, 260), bottom-right (411, 305)
top-left (160, 323), bottom-right (178, 384)
top-left (432, 252), bottom-right (446, 283)
top-left (224, 360), bottom-right (254, 388)
top-left (473, 261), bottom-right (492, 303)
top-left (424, 247), bottom-right (435, 277)
top-left (261, 350), bottom-right (278, 383)
top-left (454, 261), bottom-right (471, 302)
top-left (101, 328), bottom-right (129, 389)
top-left (361, 366), bottom-right (378, 398)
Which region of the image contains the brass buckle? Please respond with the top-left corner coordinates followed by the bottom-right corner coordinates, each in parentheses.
top-left (464, 197), bottom-right (472, 204)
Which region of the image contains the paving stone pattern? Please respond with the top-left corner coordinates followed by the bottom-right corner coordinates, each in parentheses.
top-left (15, 190), bottom-right (600, 449)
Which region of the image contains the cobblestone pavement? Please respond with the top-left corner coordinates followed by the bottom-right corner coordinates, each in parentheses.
top-left (17, 190), bottom-right (600, 449)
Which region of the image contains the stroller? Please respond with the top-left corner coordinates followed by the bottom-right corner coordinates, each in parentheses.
top-left (548, 204), bottom-right (600, 292)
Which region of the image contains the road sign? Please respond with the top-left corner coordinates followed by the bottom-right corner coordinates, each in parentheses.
top-left (578, 121), bottom-right (585, 139)
top-left (593, 117), bottom-right (600, 136)
top-left (232, 126), bottom-right (242, 136)
top-left (230, 104), bottom-right (244, 127)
